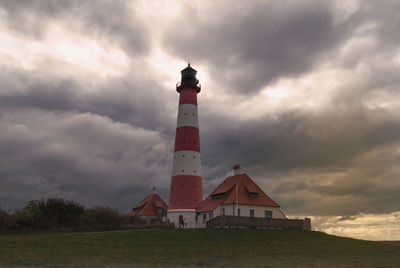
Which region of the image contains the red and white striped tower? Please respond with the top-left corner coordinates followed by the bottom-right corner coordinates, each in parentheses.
top-left (167, 64), bottom-right (203, 228)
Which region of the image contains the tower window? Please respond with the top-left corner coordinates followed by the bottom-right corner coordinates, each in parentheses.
top-left (184, 113), bottom-right (187, 115)
top-left (193, 155), bottom-right (196, 158)
top-left (192, 113), bottom-right (195, 116)
top-left (182, 154), bottom-right (185, 157)
top-left (182, 170), bottom-right (184, 172)
top-left (194, 170), bottom-right (196, 173)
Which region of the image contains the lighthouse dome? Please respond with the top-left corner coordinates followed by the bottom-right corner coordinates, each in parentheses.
top-left (177, 63), bottom-right (200, 92)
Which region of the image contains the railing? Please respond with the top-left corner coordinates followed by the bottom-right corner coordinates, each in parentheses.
top-left (206, 215), bottom-right (311, 231)
top-left (176, 82), bottom-right (201, 90)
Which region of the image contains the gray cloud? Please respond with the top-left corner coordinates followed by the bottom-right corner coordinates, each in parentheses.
top-left (0, 0), bottom-right (149, 54)
top-left (0, 109), bottom-right (172, 211)
top-left (0, 67), bottom-right (176, 132)
top-left (202, 107), bottom-right (400, 171)
top-left (163, 0), bottom-right (350, 94)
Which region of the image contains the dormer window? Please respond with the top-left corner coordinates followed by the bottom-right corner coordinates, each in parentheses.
top-left (211, 193), bottom-right (227, 199)
top-left (249, 192), bottom-right (259, 197)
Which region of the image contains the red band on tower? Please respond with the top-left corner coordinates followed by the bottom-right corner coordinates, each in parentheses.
top-left (174, 127), bottom-right (200, 152)
top-left (179, 88), bottom-right (198, 106)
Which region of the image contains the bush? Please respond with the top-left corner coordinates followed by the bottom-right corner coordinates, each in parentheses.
top-left (12, 198), bottom-right (84, 230)
top-left (2, 199), bottom-right (169, 232)
top-left (79, 207), bottom-right (121, 231)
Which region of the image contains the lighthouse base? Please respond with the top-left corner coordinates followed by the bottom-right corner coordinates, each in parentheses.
top-left (167, 209), bottom-right (197, 228)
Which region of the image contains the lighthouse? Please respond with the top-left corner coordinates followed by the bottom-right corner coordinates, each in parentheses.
top-left (167, 64), bottom-right (203, 228)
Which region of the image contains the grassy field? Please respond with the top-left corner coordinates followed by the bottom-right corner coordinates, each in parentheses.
top-left (0, 228), bottom-right (399, 267)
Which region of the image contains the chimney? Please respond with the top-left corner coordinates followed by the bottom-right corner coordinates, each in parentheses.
top-left (233, 164), bottom-right (242, 175)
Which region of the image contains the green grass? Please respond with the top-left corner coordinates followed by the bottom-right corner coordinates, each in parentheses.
top-left (0, 228), bottom-right (399, 267)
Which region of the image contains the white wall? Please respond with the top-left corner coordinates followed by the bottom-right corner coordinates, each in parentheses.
top-left (167, 210), bottom-right (197, 228)
top-left (196, 211), bottom-right (213, 228)
top-left (212, 204), bottom-right (286, 219)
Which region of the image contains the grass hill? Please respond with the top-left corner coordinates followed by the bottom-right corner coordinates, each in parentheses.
top-left (0, 228), bottom-right (399, 267)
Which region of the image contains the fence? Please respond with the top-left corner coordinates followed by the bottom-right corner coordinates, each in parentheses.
top-left (206, 215), bottom-right (311, 230)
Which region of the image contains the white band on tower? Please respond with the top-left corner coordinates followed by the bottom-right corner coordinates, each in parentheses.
top-left (172, 151), bottom-right (202, 176)
top-left (177, 104), bottom-right (199, 128)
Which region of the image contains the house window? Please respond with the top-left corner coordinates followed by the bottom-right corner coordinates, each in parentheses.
top-left (203, 214), bottom-right (206, 222)
top-left (265, 210), bottom-right (272, 218)
top-left (222, 208), bottom-right (225, 216)
top-left (238, 209), bottom-right (240, 216)
top-left (250, 209), bottom-right (254, 217)
top-left (157, 207), bottom-right (164, 214)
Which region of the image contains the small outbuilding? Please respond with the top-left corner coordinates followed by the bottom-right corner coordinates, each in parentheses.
top-left (129, 191), bottom-right (168, 222)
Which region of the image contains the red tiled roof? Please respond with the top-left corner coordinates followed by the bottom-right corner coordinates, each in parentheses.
top-left (196, 173), bottom-right (280, 212)
top-left (128, 193), bottom-right (168, 216)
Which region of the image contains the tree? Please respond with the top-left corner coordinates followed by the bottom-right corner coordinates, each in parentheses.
top-left (0, 208), bottom-right (11, 230)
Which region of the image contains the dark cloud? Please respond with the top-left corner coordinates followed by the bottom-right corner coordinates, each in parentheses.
top-left (338, 216), bottom-right (357, 221)
top-left (0, 109), bottom-right (172, 211)
top-left (163, 0), bottom-right (350, 94)
top-left (0, 67), bottom-right (176, 132)
top-left (201, 108), bottom-right (400, 172)
top-left (0, 62), bottom-right (177, 212)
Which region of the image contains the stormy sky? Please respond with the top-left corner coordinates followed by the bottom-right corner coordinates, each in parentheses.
top-left (0, 0), bottom-right (399, 240)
